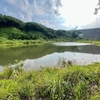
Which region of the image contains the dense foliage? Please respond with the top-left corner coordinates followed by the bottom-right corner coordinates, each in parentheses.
top-left (0, 61), bottom-right (100, 100)
top-left (0, 14), bottom-right (80, 40)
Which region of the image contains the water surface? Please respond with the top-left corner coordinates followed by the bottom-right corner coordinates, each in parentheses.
top-left (0, 42), bottom-right (100, 70)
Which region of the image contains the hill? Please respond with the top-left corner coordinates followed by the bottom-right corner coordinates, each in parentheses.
top-left (1, 14), bottom-right (100, 41)
top-left (0, 14), bottom-right (74, 40)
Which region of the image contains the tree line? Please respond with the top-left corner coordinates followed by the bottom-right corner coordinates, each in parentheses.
top-left (0, 14), bottom-right (80, 40)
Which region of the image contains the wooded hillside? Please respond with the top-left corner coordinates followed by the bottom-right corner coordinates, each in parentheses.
top-left (0, 14), bottom-right (80, 40)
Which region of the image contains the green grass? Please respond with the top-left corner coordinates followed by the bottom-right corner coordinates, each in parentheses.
top-left (0, 61), bottom-right (100, 100)
top-left (0, 27), bottom-right (24, 38)
top-left (0, 27), bottom-right (51, 48)
top-left (0, 27), bottom-right (44, 38)
top-left (0, 27), bottom-right (48, 40)
top-left (0, 38), bottom-right (51, 48)
top-left (75, 39), bottom-right (100, 46)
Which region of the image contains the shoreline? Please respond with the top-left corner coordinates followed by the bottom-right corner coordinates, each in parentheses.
top-left (0, 39), bottom-right (52, 48)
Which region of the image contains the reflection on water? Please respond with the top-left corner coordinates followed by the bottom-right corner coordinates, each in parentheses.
top-left (0, 66), bottom-right (3, 71)
top-left (0, 42), bottom-right (100, 70)
top-left (24, 52), bottom-right (100, 71)
top-left (52, 42), bottom-right (92, 46)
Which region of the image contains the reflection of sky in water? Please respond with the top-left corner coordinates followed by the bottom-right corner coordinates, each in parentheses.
top-left (24, 52), bottom-right (100, 71)
top-left (52, 42), bottom-right (92, 46)
top-left (0, 42), bottom-right (100, 71)
top-left (0, 66), bottom-right (4, 71)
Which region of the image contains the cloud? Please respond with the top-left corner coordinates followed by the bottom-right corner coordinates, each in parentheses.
top-left (94, 0), bottom-right (100, 14)
top-left (5, 0), bottom-right (16, 5)
top-left (66, 25), bottom-right (78, 30)
top-left (3, 0), bottom-right (100, 30)
top-left (44, 0), bottom-right (62, 15)
top-left (4, 0), bottom-right (65, 29)
top-left (55, 0), bottom-right (62, 7)
top-left (4, 0), bottom-right (32, 21)
top-left (38, 20), bottom-right (53, 28)
top-left (5, 0), bottom-right (62, 17)
top-left (54, 0), bottom-right (62, 15)
top-left (4, 6), bottom-right (8, 12)
top-left (18, 12), bottom-right (25, 21)
top-left (81, 17), bottom-right (100, 29)
top-left (4, 6), bottom-right (17, 17)
top-left (5, 0), bottom-right (45, 21)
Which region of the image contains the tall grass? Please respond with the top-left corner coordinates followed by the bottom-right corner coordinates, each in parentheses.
top-left (0, 61), bottom-right (100, 100)
top-left (0, 38), bottom-right (50, 48)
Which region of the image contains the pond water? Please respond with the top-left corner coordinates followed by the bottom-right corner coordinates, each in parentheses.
top-left (0, 42), bottom-right (100, 70)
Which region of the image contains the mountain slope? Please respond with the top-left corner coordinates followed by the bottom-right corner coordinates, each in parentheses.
top-left (0, 14), bottom-right (71, 40)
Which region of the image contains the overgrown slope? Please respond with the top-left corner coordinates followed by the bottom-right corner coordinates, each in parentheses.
top-left (0, 14), bottom-right (80, 40)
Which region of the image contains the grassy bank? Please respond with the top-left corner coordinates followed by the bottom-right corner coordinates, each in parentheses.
top-left (0, 61), bottom-right (100, 100)
top-left (0, 38), bottom-right (51, 48)
top-left (75, 39), bottom-right (100, 46)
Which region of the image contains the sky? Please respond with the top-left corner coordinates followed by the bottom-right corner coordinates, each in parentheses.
top-left (0, 0), bottom-right (100, 30)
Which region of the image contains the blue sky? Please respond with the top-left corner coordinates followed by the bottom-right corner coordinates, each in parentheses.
top-left (0, 0), bottom-right (100, 30)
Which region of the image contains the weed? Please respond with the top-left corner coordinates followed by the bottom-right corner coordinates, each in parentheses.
top-left (0, 62), bottom-right (100, 99)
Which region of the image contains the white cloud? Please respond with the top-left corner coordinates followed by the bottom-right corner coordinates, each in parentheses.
top-left (18, 12), bottom-right (25, 21)
top-left (60, 0), bottom-right (98, 28)
top-left (5, 0), bottom-right (49, 21)
top-left (4, 6), bottom-right (17, 17)
top-left (4, 0), bottom-right (64, 29)
top-left (81, 17), bottom-right (100, 29)
top-left (43, 0), bottom-right (62, 15)
top-left (38, 20), bottom-right (53, 28)
top-left (4, 0), bottom-right (100, 29)
top-left (5, 0), bottom-right (62, 17)
top-left (5, 0), bottom-right (16, 5)
top-left (4, 6), bottom-right (7, 12)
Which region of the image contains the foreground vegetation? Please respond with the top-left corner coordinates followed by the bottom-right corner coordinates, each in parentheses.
top-left (0, 61), bottom-right (100, 100)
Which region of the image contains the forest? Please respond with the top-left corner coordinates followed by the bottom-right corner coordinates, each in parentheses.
top-left (0, 14), bottom-right (80, 40)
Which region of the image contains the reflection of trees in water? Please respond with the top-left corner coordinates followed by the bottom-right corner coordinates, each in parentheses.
top-left (0, 44), bottom-right (79, 65)
top-left (79, 45), bottom-right (100, 54)
top-left (50, 45), bottom-right (78, 52)
top-left (0, 44), bottom-right (100, 65)
top-left (78, 47), bottom-right (83, 50)
top-left (0, 45), bottom-right (90, 65)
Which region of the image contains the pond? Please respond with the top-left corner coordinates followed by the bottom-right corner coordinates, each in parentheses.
top-left (0, 42), bottom-right (100, 70)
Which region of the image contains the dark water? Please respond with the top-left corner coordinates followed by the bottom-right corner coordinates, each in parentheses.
top-left (0, 42), bottom-right (100, 70)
